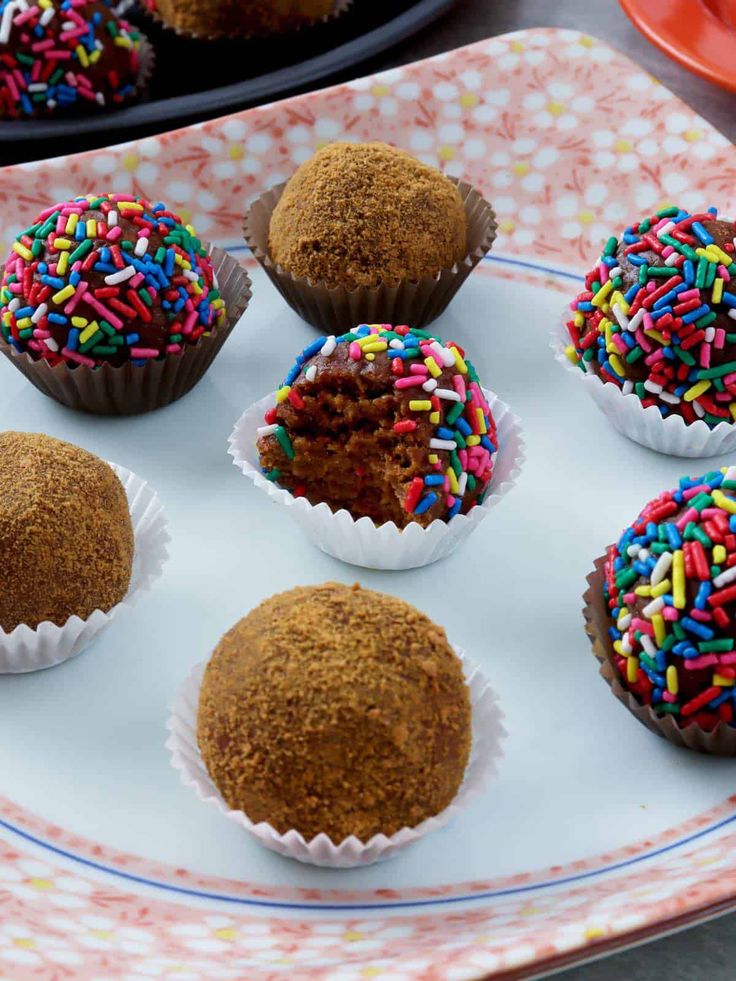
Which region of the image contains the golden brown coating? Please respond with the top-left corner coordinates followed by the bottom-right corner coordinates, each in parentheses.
top-left (151, 0), bottom-right (334, 36)
top-left (0, 432), bottom-right (134, 631)
top-left (197, 582), bottom-right (471, 841)
top-left (268, 142), bottom-right (469, 290)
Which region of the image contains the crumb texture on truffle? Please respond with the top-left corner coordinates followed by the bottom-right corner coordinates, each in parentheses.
top-left (149, 0), bottom-right (334, 36)
top-left (197, 582), bottom-right (471, 841)
top-left (268, 142), bottom-right (468, 289)
top-left (0, 432), bottom-right (134, 631)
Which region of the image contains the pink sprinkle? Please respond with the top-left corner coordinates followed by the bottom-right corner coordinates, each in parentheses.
top-left (690, 609), bottom-right (713, 623)
top-left (130, 348), bottom-right (158, 359)
top-left (663, 607), bottom-right (679, 621)
top-left (685, 654), bottom-right (718, 670)
top-left (85, 294), bottom-right (123, 329)
top-left (719, 264), bottom-right (731, 282)
top-left (452, 375), bottom-right (466, 401)
top-left (683, 484), bottom-right (710, 501)
top-left (165, 343), bottom-right (182, 355)
top-left (409, 364), bottom-right (429, 375)
top-left (631, 618), bottom-right (654, 636)
top-left (720, 653), bottom-right (736, 665)
top-left (662, 691), bottom-right (677, 703)
top-left (349, 342), bottom-right (362, 361)
top-left (106, 225), bottom-right (123, 242)
top-left (700, 343), bottom-right (712, 369)
top-left (63, 282), bottom-right (88, 315)
top-left (62, 347), bottom-right (95, 368)
top-left (675, 506), bottom-right (699, 531)
top-left (394, 376), bottom-right (425, 389)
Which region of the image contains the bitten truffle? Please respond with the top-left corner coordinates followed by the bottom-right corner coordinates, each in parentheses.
top-left (0, 0), bottom-right (146, 120)
top-left (0, 431), bottom-right (134, 631)
top-left (566, 205), bottom-right (736, 428)
top-left (268, 142), bottom-right (468, 289)
top-left (0, 193), bottom-right (227, 368)
top-left (256, 324), bottom-right (497, 528)
top-left (197, 582), bottom-right (472, 841)
top-left (603, 465), bottom-right (736, 732)
top-left (146, 0), bottom-right (334, 37)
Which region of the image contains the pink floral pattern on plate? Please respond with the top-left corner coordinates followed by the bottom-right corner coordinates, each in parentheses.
top-left (1, 25), bottom-right (736, 980)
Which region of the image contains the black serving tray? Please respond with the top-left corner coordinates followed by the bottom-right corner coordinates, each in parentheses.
top-left (0, 0), bottom-right (455, 165)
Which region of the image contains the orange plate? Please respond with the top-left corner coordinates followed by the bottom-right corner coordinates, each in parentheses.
top-left (620, 0), bottom-right (736, 93)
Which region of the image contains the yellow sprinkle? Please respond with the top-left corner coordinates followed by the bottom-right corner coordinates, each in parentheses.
top-left (12, 242), bottom-right (33, 261)
top-left (673, 550), bottom-right (686, 609)
top-left (565, 344), bottom-right (578, 364)
top-left (609, 353), bottom-right (626, 377)
top-left (466, 434), bottom-right (481, 446)
top-left (573, 312), bottom-right (584, 327)
top-left (651, 579), bottom-right (671, 598)
top-left (446, 468), bottom-right (459, 494)
top-left (79, 322), bottom-right (99, 344)
top-left (634, 585), bottom-right (652, 597)
top-left (610, 291), bottom-right (628, 314)
top-left (16, 317), bottom-right (32, 328)
top-left (65, 213), bottom-right (79, 235)
top-left (453, 350), bottom-right (468, 374)
top-left (714, 488), bottom-right (736, 515)
top-left (275, 386), bottom-right (291, 404)
top-left (475, 407), bottom-right (487, 434)
top-left (113, 35), bottom-right (132, 48)
top-left (362, 342), bottom-right (387, 353)
top-left (684, 380), bottom-right (711, 402)
top-left (118, 202), bottom-right (144, 212)
top-left (713, 278), bottom-right (724, 304)
top-left (89, 48), bottom-right (102, 63)
top-left (56, 252), bottom-right (69, 276)
top-left (409, 400), bottom-right (432, 411)
top-left (428, 454), bottom-right (439, 465)
top-left (627, 656), bottom-right (639, 683)
top-left (645, 328), bottom-right (666, 344)
top-left (365, 353), bottom-right (375, 361)
top-left (710, 244), bottom-right (732, 267)
top-left (51, 285), bottom-right (75, 304)
top-left (714, 545), bottom-right (727, 565)
top-left (424, 356), bottom-right (442, 378)
top-left (71, 317), bottom-right (88, 328)
top-left (75, 43), bottom-right (89, 67)
top-left (429, 411), bottom-right (440, 424)
top-left (592, 279), bottom-right (613, 308)
top-left (613, 639), bottom-right (624, 656)
top-left (730, 403), bottom-right (736, 422)
top-left (653, 613), bottom-right (666, 646)
top-left (715, 674), bottom-right (736, 687)
top-left (86, 219), bottom-right (96, 238)
top-left (604, 322), bottom-right (614, 352)
top-left (52, 237), bottom-right (71, 250)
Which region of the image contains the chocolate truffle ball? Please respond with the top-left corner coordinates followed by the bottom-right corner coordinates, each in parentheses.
top-left (603, 465), bottom-right (736, 732)
top-left (0, 194), bottom-right (227, 369)
top-left (0, 0), bottom-right (146, 120)
top-left (0, 432), bottom-right (134, 631)
top-left (256, 324), bottom-right (497, 528)
top-left (197, 582), bottom-right (471, 841)
top-left (566, 206), bottom-right (736, 428)
top-left (268, 142), bottom-right (468, 290)
top-left (146, 0), bottom-right (334, 37)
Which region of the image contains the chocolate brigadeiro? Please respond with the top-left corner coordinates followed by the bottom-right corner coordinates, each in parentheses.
top-left (197, 582), bottom-right (471, 842)
top-left (268, 141), bottom-right (468, 290)
top-left (145, 0), bottom-right (336, 38)
top-left (0, 431), bottom-right (133, 631)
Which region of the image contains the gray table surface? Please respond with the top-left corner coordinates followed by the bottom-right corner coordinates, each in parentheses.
top-left (376, 1), bottom-right (736, 979)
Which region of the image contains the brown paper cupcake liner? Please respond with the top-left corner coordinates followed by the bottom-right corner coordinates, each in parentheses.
top-left (141, 0), bottom-right (351, 43)
top-left (0, 246), bottom-right (251, 417)
top-left (135, 33), bottom-right (156, 101)
top-left (242, 176), bottom-right (497, 333)
top-left (584, 553), bottom-right (736, 755)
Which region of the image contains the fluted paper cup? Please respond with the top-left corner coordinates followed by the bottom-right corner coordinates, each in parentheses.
top-left (243, 177), bottom-right (497, 332)
top-left (0, 464), bottom-right (169, 673)
top-left (584, 554), bottom-right (736, 755)
top-left (228, 388), bottom-right (524, 570)
top-left (0, 247), bottom-right (251, 416)
top-left (167, 645), bottom-right (505, 868)
top-left (552, 312), bottom-right (736, 458)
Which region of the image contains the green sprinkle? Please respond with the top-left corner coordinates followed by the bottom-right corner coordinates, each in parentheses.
top-left (275, 426), bottom-right (294, 460)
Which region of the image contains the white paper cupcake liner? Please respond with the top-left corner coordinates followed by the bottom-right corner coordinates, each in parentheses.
top-left (166, 645), bottom-right (505, 868)
top-left (227, 389), bottom-right (525, 570)
top-left (552, 311), bottom-right (736, 458)
top-left (0, 464), bottom-right (169, 673)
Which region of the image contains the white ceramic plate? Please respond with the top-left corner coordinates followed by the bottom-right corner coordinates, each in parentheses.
top-left (0, 26), bottom-right (735, 981)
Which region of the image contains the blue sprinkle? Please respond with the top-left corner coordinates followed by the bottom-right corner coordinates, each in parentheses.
top-left (414, 492), bottom-right (438, 516)
top-left (424, 475), bottom-right (444, 487)
top-left (692, 220), bottom-right (714, 245)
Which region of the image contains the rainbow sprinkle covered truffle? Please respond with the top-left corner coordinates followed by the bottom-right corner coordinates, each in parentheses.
top-left (605, 467), bottom-right (736, 731)
top-left (0, 0), bottom-right (145, 119)
top-left (566, 206), bottom-right (736, 428)
top-left (256, 324), bottom-right (497, 528)
top-left (0, 193), bottom-right (227, 368)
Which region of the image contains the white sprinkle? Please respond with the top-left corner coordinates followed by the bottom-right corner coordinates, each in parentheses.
top-left (617, 613), bottom-right (632, 631)
top-left (27, 83), bottom-right (48, 93)
top-left (627, 544), bottom-right (641, 558)
top-left (657, 220), bottom-right (675, 239)
top-left (644, 379), bottom-right (663, 394)
top-left (40, 5), bottom-right (55, 24)
top-left (31, 303), bottom-right (47, 324)
top-left (435, 388), bottom-right (461, 401)
top-left (7, 298), bottom-right (19, 312)
top-left (664, 252), bottom-right (681, 267)
top-left (612, 303), bottom-right (630, 331)
top-left (640, 634), bottom-right (657, 656)
top-left (639, 549), bottom-right (650, 561)
top-left (430, 438), bottom-right (457, 450)
top-left (693, 400), bottom-right (706, 418)
top-left (389, 338), bottom-right (404, 350)
top-left (320, 335), bottom-right (336, 357)
top-left (422, 378), bottom-right (437, 393)
top-left (182, 269), bottom-right (199, 281)
top-left (729, 309), bottom-right (736, 321)
top-left (608, 265), bottom-right (622, 278)
top-left (643, 596), bottom-right (665, 618)
top-left (457, 472), bottom-right (468, 496)
top-left (724, 466), bottom-right (736, 482)
top-left (628, 308), bottom-right (645, 332)
top-left (44, 337), bottom-right (59, 353)
top-left (107, 210), bottom-right (118, 227)
top-left (257, 424), bottom-right (278, 437)
top-left (622, 380), bottom-right (634, 395)
top-left (705, 326), bottom-right (716, 342)
top-left (714, 567), bottom-right (736, 588)
top-left (305, 365), bottom-right (317, 382)
top-left (134, 238), bottom-right (149, 257)
top-left (104, 265), bottom-right (136, 286)
top-left (660, 391), bottom-right (681, 405)
top-left (621, 635), bottom-right (633, 655)
top-left (0, 0), bottom-right (24, 45)
top-left (431, 340), bottom-right (455, 367)
top-left (651, 551), bottom-right (673, 586)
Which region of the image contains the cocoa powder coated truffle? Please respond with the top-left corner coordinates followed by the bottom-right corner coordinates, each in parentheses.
top-left (197, 582), bottom-right (472, 841)
top-left (268, 142), bottom-right (468, 290)
top-left (0, 432), bottom-right (134, 631)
